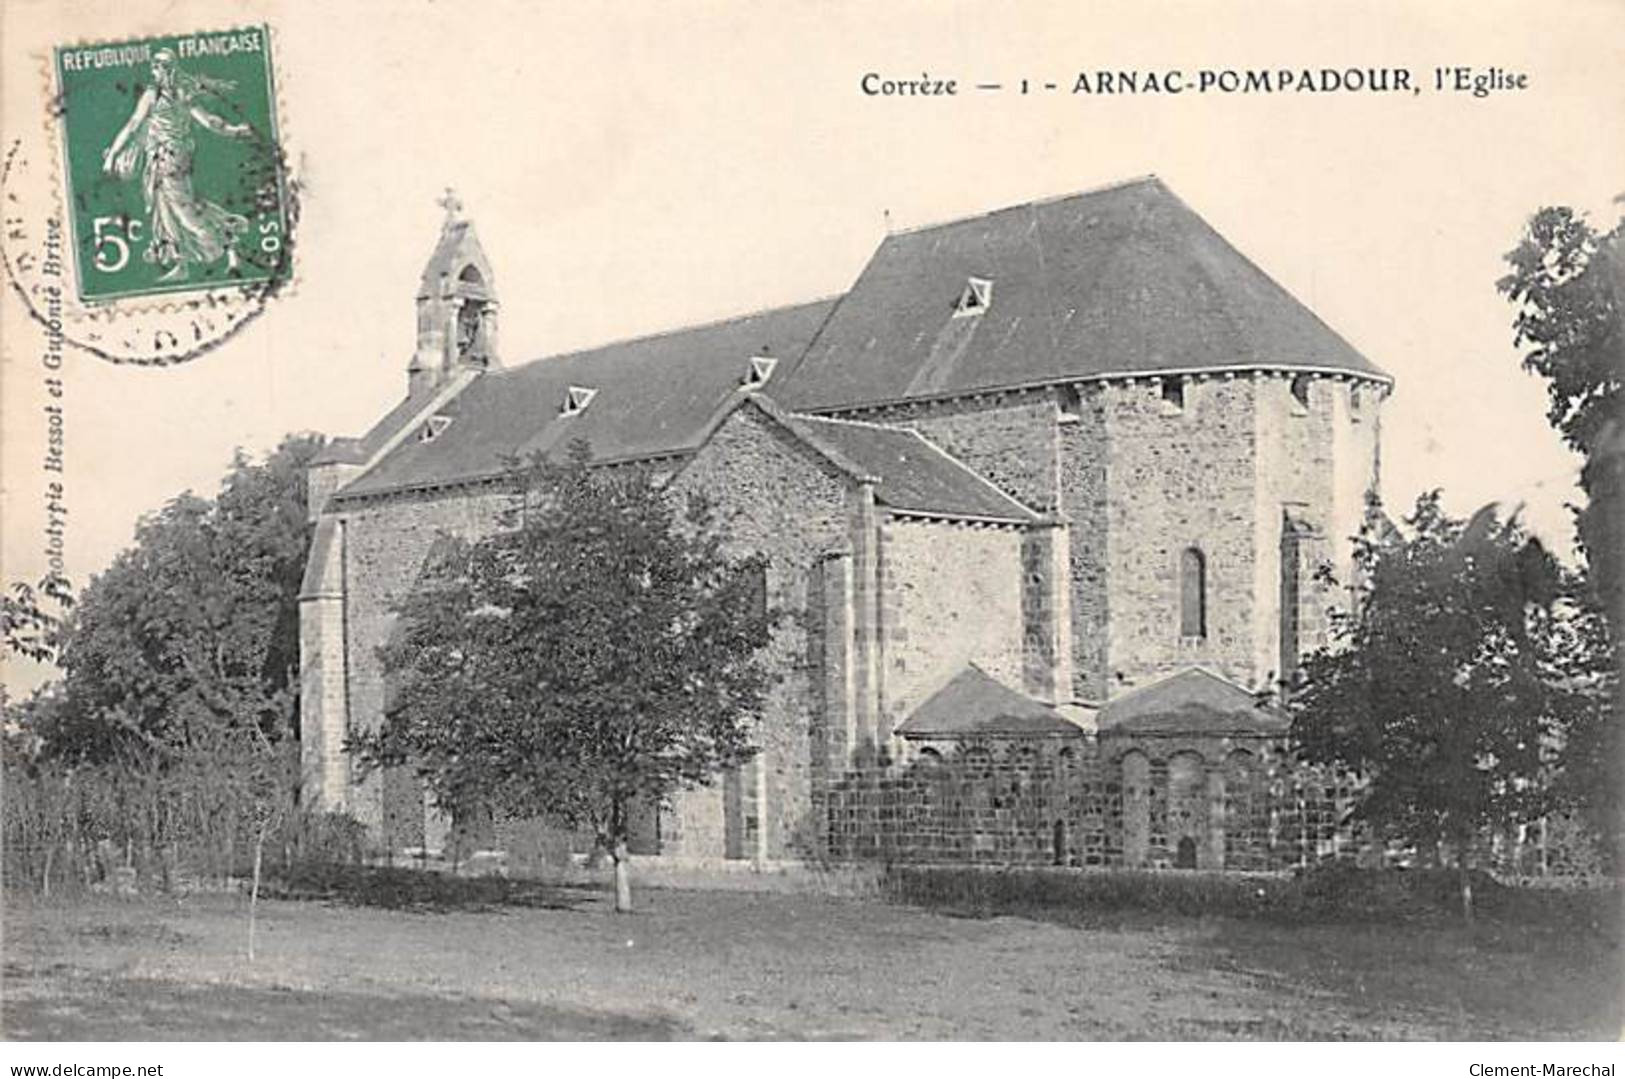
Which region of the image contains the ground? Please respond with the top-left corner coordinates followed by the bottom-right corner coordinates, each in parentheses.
top-left (3, 879), bottom-right (1617, 1040)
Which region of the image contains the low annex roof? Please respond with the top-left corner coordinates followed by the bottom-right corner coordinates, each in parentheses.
top-left (1097, 667), bottom-right (1287, 737)
top-left (337, 299), bottom-right (837, 499)
top-left (311, 386), bottom-right (449, 468)
top-left (781, 411), bottom-right (1041, 523)
top-left (776, 176), bottom-right (1387, 412)
top-left (895, 665), bottom-right (1087, 739)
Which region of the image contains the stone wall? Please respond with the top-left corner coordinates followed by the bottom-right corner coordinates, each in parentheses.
top-left (826, 736), bottom-right (1353, 871)
top-left (822, 389), bottom-right (1120, 704)
top-left (336, 483), bottom-right (516, 843)
top-left (875, 517), bottom-right (1026, 744)
top-left (827, 741), bottom-right (1102, 866)
top-left (298, 519), bottom-right (349, 811)
top-left (819, 375), bottom-right (1383, 703)
top-left (667, 404), bottom-right (855, 860)
top-left (1253, 372), bottom-right (1383, 682)
top-left (1020, 524), bottom-right (1073, 702)
top-left (1100, 377), bottom-right (1261, 690)
top-left (1059, 390), bottom-right (1110, 699)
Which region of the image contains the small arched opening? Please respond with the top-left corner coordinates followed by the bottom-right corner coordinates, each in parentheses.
top-left (1175, 836), bottom-right (1198, 869)
top-left (1180, 547), bottom-right (1207, 638)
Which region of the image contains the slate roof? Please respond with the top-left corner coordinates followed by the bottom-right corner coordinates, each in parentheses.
top-left (337, 300), bottom-right (837, 499)
top-left (1097, 667), bottom-right (1288, 737)
top-left (776, 176), bottom-right (1386, 412)
top-left (783, 413), bottom-right (1040, 523)
top-left (311, 387), bottom-right (448, 467)
top-left (337, 176), bottom-right (1386, 500)
top-left (895, 665), bottom-right (1086, 739)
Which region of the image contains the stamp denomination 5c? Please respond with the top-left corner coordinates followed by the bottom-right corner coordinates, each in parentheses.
top-left (54, 26), bottom-right (288, 303)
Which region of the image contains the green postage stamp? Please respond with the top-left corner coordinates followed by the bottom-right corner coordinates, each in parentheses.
top-left (54, 26), bottom-right (289, 303)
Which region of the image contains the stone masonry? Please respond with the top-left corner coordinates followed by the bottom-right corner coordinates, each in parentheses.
top-left (299, 177), bottom-right (1392, 869)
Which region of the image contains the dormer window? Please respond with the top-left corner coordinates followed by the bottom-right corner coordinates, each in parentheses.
top-left (954, 276), bottom-right (992, 317)
top-left (560, 386), bottom-right (597, 417)
top-left (742, 354), bottom-right (778, 388)
top-left (1161, 376), bottom-right (1186, 413)
top-left (419, 415), bottom-right (453, 443)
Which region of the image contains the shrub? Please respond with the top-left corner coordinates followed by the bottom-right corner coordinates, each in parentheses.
top-left (1, 757), bottom-right (365, 898)
top-left (881, 862), bottom-right (1620, 934)
top-left (882, 865), bottom-right (1294, 924)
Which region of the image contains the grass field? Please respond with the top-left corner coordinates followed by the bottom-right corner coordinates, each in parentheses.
top-left (2, 874), bottom-right (1619, 1040)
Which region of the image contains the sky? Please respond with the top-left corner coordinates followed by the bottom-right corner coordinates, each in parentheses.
top-left (3, 0), bottom-right (1623, 697)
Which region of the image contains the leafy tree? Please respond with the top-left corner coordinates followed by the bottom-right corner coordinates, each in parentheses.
top-left (1288, 493), bottom-right (1595, 919)
top-left (40, 434), bottom-right (322, 764)
top-left (357, 449), bottom-right (776, 912)
top-left (1499, 206), bottom-right (1623, 466)
top-left (2, 572), bottom-right (73, 664)
top-left (1499, 204), bottom-right (1624, 864)
top-left (5, 437), bottom-right (318, 917)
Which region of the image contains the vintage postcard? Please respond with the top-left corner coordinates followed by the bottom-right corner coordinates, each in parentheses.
top-left (1, 0), bottom-right (1621, 1065)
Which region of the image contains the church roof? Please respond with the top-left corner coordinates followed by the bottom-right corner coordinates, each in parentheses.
top-left (776, 176), bottom-right (1387, 412)
top-left (783, 413), bottom-right (1041, 523)
top-left (895, 665), bottom-right (1086, 739)
top-left (1096, 667), bottom-right (1288, 737)
top-left (339, 176), bottom-right (1386, 500)
top-left (337, 300), bottom-right (838, 499)
top-left (311, 388), bottom-right (440, 467)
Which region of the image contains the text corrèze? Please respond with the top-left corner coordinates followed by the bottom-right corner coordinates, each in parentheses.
top-left (861, 66), bottom-right (1529, 98)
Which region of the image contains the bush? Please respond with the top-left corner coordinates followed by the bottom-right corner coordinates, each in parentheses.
top-left (262, 863), bottom-right (589, 913)
top-left (882, 865), bottom-right (1294, 924)
top-left (1, 756), bottom-right (365, 898)
top-left (882, 862), bottom-right (1621, 934)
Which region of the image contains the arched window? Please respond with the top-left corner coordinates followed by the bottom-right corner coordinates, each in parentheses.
top-left (747, 563), bottom-right (768, 625)
top-left (1180, 547), bottom-right (1207, 638)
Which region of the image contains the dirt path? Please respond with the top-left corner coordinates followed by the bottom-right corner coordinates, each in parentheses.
top-left (1, 889), bottom-right (1609, 1040)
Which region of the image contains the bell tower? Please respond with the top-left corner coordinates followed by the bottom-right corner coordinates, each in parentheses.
top-left (409, 188), bottom-right (500, 395)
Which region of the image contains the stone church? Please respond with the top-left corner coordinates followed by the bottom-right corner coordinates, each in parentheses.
top-left (300, 176), bottom-right (1389, 871)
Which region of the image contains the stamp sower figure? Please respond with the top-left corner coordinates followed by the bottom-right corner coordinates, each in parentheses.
top-left (100, 48), bottom-right (253, 282)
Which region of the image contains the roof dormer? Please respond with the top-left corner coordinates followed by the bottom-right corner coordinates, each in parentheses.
top-left (560, 385), bottom-right (597, 417)
top-left (418, 414), bottom-right (454, 443)
top-left (742, 354), bottom-right (778, 388)
top-left (954, 276), bottom-right (992, 317)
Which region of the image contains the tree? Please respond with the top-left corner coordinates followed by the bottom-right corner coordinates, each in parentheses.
top-left (1499, 207), bottom-right (1623, 465)
top-left (2, 572), bottom-right (73, 664)
top-left (40, 434), bottom-right (321, 763)
top-left (1288, 493), bottom-right (1594, 919)
top-left (357, 449), bottom-right (776, 912)
top-left (1499, 204), bottom-right (1624, 866)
